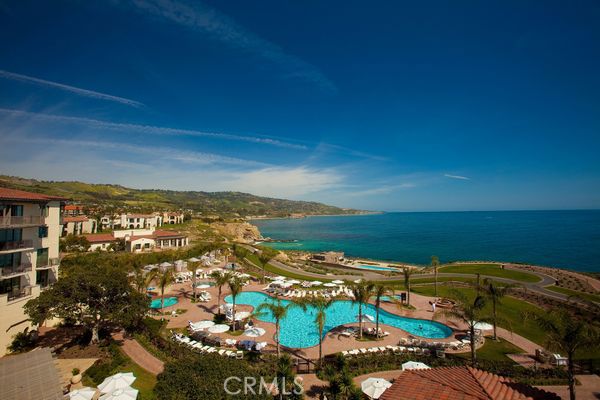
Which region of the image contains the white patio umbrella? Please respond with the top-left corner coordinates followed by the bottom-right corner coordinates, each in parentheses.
top-left (99, 387), bottom-right (139, 400)
top-left (68, 387), bottom-right (97, 400)
top-left (194, 320), bottom-right (215, 329)
top-left (98, 372), bottom-right (136, 393)
top-left (287, 280), bottom-right (301, 284)
top-left (188, 257), bottom-right (201, 262)
top-left (159, 262), bottom-right (172, 268)
top-left (331, 280), bottom-right (344, 285)
top-left (311, 280), bottom-right (323, 286)
top-left (323, 282), bottom-right (337, 287)
top-left (473, 321), bottom-right (493, 331)
top-left (361, 378), bottom-right (392, 399)
top-left (353, 279), bottom-right (363, 283)
top-left (195, 284), bottom-right (211, 289)
top-left (244, 327), bottom-right (266, 337)
top-left (235, 311), bottom-right (251, 320)
top-left (208, 324), bottom-right (231, 333)
top-left (401, 361), bottom-right (430, 371)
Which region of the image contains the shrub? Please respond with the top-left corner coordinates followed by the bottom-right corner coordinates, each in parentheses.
top-left (7, 331), bottom-right (36, 353)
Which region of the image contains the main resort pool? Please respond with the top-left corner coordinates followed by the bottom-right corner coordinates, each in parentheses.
top-left (150, 297), bottom-right (178, 309)
top-left (224, 292), bottom-right (452, 348)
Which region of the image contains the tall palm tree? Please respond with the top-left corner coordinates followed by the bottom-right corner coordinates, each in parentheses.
top-left (529, 309), bottom-right (598, 400)
top-left (227, 275), bottom-right (246, 331)
top-left (431, 256), bottom-right (440, 297)
top-left (373, 283), bottom-right (391, 338)
top-left (155, 268), bottom-right (175, 314)
top-left (187, 260), bottom-right (201, 301)
top-left (258, 252), bottom-right (272, 284)
top-left (275, 354), bottom-right (296, 400)
top-left (349, 281), bottom-right (374, 339)
top-left (481, 278), bottom-right (513, 340)
top-left (255, 298), bottom-right (299, 357)
top-left (402, 268), bottom-right (414, 306)
top-left (437, 290), bottom-right (489, 366)
top-left (211, 270), bottom-right (232, 316)
top-left (298, 296), bottom-right (337, 366)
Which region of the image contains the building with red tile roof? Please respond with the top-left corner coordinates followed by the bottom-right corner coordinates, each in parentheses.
top-left (62, 216), bottom-right (97, 236)
top-left (83, 228), bottom-right (188, 252)
top-left (379, 366), bottom-right (561, 400)
top-left (0, 187), bottom-right (66, 202)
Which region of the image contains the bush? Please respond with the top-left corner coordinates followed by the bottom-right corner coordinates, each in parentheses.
top-left (84, 343), bottom-right (127, 385)
top-left (7, 330), bottom-right (36, 353)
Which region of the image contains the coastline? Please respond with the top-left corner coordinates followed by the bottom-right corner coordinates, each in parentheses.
top-left (246, 210), bottom-right (383, 221)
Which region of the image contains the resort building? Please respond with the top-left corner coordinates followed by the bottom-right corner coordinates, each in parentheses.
top-left (100, 213), bottom-right (163, 230)
top-left (61, 215), bottom-right (97, 236)
top-left (62, 204), bottom-right (86, 216)
top-left (163, 211), bottom-right (185, 224)
top-left (312, 251), bottom-right (345, 264)
top-left (0, 187), bottom-right (64, 354)
top-left (84, 228), bottom-right (189, 253)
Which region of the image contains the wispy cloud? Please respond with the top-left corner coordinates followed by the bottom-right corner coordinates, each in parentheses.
top-left (0, 69), bottom-right (144, 108)
top-left (128, 0), bottom-right (336, 92)
top-left (0, 108), bottom-right (307, 150)
top-left (444, 173), bottom-right (471, 180)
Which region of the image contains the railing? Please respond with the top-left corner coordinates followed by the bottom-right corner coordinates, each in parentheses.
top-left (0, 263), bottom-right (33, 277)
top-left (0, 240), bottom-right (34, 252)
top-left (7, 285), bottom-right (33, 301)
top-left (0, 215), bottom-right (44, 227)
top-left (36, 257), bottom-right (60, 269)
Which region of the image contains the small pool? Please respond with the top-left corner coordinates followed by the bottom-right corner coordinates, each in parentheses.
top-left (225, 292), bottom-right (452, 348)
top-left (150, 297), bottom-right (178, 309)
top-left (354, 264), bottom-right (400, 272)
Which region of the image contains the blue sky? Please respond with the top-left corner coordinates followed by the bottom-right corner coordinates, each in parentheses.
top-left (0, 0), bottom-right (599, 211)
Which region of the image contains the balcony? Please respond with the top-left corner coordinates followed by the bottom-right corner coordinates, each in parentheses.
top-left (7, 285), bottom-right (33, 301)
top-left (0, 240), bottom-right (34, 252)
top-left (0, 263), bottom-right (33, 278)
top-left (0, 215), bottom-right (44, 228)
top-left (36, 257), bottom-right (60, 270)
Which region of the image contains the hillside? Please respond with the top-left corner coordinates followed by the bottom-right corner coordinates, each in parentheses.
top-left (0, 175), bottom-right (364, 218)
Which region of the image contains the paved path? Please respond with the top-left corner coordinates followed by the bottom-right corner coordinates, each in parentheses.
top-left (113, 331), bottom-right (164, 376)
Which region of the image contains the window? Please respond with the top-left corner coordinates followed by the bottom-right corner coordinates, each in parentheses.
top-left (37, 248), bottom-right (49, 267)
top-left (0, 228), bottom-right (22, 243)
top-left (0, 253), bottom-right (21, 268)
top-left (38, 226), bottom-right (48, 238)
top-left (135, 244), bottom-right (141, 250)
top-left (36, 269), bottom-right (49, 287)
top-left (10, 205), bottom-right (23, 217)
top-left (0, 277), bottom-right (20, 294)
top-left (144, 243), bottom-right (150, 249)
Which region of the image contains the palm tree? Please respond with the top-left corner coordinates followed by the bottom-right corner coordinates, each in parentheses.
top-left (227, 275), bottom-right (246, 331)
top-left (211, 270), bottom-right (232, 316)
top-left (373, 283), bottom-right (391, 338)
top-left (349, 281), bottom-right (374, 339)
top-left (529, 309), bottom-right (598, 400)
top-left (437, 290), bottom-right (489, 366)
top-left (187, 260), bottom-right (201, 301)
top-left (155, 268), bottom-right (175, 314)
top-left (257, 252), bottom-right (272, 284)
top-left (481, 278), bottom-right (513, 340)
top-left (275, 354), bottom-right (296, 400)
top-left (255, 298), bottom-right (298, 357)
top-left (298, 296), bottom-right (337, 366)
top-left (402, 268), bottom-right (414, 306)
top-left (431, 256), bottom-right (440, 297)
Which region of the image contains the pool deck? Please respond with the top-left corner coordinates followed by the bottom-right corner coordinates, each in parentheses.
top-left (161, 281), bottom-right (465, 360)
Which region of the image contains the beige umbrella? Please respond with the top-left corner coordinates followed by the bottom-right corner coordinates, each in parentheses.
top-left (99, 387), bottom-right (138, 400)
top-left (68, 387), bottom-right (97, 400)
top-left (361, 378), bottom-right (392, 399)
top-left (98, 372), bottom-right (136, 393)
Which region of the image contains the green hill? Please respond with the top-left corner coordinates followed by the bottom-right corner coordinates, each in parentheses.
top-left (0, 175), bottom-right (364, 218)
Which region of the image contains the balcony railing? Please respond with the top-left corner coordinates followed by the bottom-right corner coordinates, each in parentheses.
top-left (7, 285), bottom-right (33, 301)
top-left (0, 240), bottom-right (34, 252)
top-left (36, 257), bottom-right (60, 269)
top-left (0, 215), bottom-right (44, 227)
top-left (0, 263), bottom-right (33, 277)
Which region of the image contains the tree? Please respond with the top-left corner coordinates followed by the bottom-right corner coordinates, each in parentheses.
top-left (349, 281), bottom-right (374, 339)
top-left (529, 309), bottom-right (598, 400)
top-left (227, 275), bottom-right (246, 331)
top-left (437, 291), bottom-right (489, 366)
top-left (211, 271), bottom-right (232, 316)
top-left (297, 296), bottom-right (337, 366)
top-left (107, 237), bottom-right (127, 252)
top-left (481, 278), bottom-right (513, 340)
top-left (60, 234), bottom-right (90, 252)
top-left (402, 268), bottom-right (414, 306)
top-left (275, 354), bottom-right (302, 400)
top-left (24, 263), bottom-right (148, 344)
top-left (431, 255), bottom-right (440, 297)
top-left (188, 260), bottom-right (201, 301)
top-left (153, 268), bottom-right (175, 313)
top-left (373, 283), bottom-right (391, 338)
top-left (257, 252), bottom-right (272, 284)
top-left (255, 298), bottom-right (299, 357)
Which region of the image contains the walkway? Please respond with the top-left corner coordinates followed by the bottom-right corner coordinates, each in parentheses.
top-left (112, 331), bottom-right (164, 376)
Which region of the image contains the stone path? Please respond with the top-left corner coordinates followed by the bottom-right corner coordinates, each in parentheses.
top-left (112, 331), bottom-right (164, 376)
top-left (538, 374), bottom-right (600, 400)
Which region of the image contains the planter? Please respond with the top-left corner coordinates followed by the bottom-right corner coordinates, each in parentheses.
top-left (70, 373), bottom-right (82, 384)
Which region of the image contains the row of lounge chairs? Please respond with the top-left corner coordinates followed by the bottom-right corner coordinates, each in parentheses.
top-left (172, 332), bottom-right (244, 358)
top-left (268, 288), bottom-right (355, 299)
top-left (399, 337), bottom-right (466, 350)
top-left (341, 345), bottom-right (433, 357)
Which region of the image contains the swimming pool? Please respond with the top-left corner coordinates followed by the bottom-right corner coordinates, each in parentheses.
top-left (150, 297), bottom-right (178, 309)
top-left (354, 264), bottom-right (400, 272)
top-left (224, 292), bottom-right (452, 348)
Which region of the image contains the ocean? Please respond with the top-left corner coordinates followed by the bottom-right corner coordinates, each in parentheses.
top-left (251, 210), bottom-right (600, 272)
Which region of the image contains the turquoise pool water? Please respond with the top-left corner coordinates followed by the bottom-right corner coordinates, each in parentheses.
top-left (225, 292), bottom-right (452, 348)
top-left (150, 297), bottom-right (178, 309)
top-left (355, 264), bottom-right (399, 271)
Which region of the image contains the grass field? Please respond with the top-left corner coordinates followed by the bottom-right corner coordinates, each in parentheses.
top-left (545, 285), bottom-right (600, 303)
top-left (453, 338), bottom-right (524, 362)
top-left (439, 263), bottom-right (540, 283)
top-left (117, 357), bottom-right (157, 400)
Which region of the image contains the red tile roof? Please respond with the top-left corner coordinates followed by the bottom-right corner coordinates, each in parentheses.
top-left (63, 216), bottom-right (90, 223)
top-left (379, 366), bottom-right (560, 400)
top-left (83, 233), bottom-right (115, 243)
top-left (152, 230), bottom-right (187, 238)
top-left (64, 205), bottom-right (84, 210)
top-left (0, 187), bottom-right (66, 202)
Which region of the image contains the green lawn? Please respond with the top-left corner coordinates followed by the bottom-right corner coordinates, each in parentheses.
top-left (412, 285), bottom-right (547, 346)
top-left (453, 338), bottom-right (524, 362)
top-left (116, 357), bottom-right (157, 400)
top-left (545, 286), bottom-right (600, 303)
top-left (439, 263), bottom-right (541, 283)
